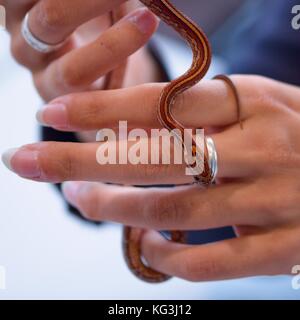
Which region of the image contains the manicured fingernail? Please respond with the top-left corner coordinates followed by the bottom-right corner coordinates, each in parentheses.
top-left (36, 103), bottom-right (68, 127)
top-left (2, 148), bottom-right (40, 178)
top-left (2, 148), bottom-right (18, 172)
top-left (62, 182), bottom-right (82, 206)
top-left (128, 8), bottom-right (158, 34)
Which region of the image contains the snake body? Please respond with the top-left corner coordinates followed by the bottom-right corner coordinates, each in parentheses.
top-left (109, 0), bottom-right (213, 283)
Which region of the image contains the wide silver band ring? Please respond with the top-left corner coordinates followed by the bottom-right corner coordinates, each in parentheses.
top-left (206, 137), bottom-right (218, 183)
top-left (21, 13), bottom-right (65, 53)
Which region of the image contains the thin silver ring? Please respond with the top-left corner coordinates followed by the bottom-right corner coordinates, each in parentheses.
top-left (21, 13), bottom-right (65, 53)
top-left (206, 137), bottom-right (218, 183)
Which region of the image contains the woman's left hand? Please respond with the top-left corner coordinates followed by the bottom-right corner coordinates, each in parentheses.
top-left (3, 75), bottom-right (300, 281)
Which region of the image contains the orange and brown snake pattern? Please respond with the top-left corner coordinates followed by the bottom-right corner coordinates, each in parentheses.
top-left (106, 0), bottom-right (235, 283)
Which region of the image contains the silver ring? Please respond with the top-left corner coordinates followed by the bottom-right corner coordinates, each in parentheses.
top-left (206, 137), bottom-right (218, 183)
top-left (21, 13), bottom-right (65, 53)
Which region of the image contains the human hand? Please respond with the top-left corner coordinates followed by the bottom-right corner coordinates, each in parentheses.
top-left (3, 75), bottom-right (300, 281)
top-left (2, 0), bottom-right (160, 101)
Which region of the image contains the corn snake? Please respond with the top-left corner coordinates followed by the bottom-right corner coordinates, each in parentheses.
top-left (106, 0), bottom-right (240, 283)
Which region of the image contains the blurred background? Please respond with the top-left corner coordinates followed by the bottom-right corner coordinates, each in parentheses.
top-left (0, 0), bottom-right (299, 299)
top-left (159, 0), bottom-right (243, 36)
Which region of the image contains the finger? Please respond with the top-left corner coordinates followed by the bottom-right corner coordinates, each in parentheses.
top-left (141, 228), bottom-right (295, 282)
top-left (4, 1), bottom-right (36, 28)
top-left (2, 128), bottom-right (271, 185)
top-left (211, 125), bottom-right (259, 178)
top-left (10, 26), bottom-right (75, 71)
top-left (28, 0), bottom-right (125, 45)
top-left (37, 75), bottom-right (294, 131)
top-left (8, 1), bottom-right (73, 69)
top-left (10, 0), bottom-right (125, 69)
top-left (34, 8), bottom-right (159, 98)
top-left (61, 181), bottom-right (275, 229)
top-left (4, 142), bottom-right (193, 185)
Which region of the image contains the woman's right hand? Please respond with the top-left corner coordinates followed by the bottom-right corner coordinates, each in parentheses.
top-left (2, 0), bottom-right (160, 102)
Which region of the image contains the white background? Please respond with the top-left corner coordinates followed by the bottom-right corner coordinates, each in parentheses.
top-left (0, 29), bottom-right (299, 300)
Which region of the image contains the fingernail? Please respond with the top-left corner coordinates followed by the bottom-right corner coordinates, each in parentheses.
top-left (2, 148), bottom-right (18, 172)
top-left (2, 148), bottom-right (40, 178)
top-left (128, 8), bottom-right (158, 34)
top-left (62, 182), bottom-right (82, 206)
top-left (36, 103), bottom-right (68, 127)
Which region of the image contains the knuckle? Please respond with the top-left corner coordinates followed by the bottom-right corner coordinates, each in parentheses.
top-left (253, 89), bottom-right (281, 114)
top-left (255, 94), bottom-right (287, 117)
top-left (75, 94), bottom-right (105, 127)
top-left (234, 75), bottom-right (273, 93)
top-left (253, 180), bottom-right (300, 224)
top-left (36, 1), bottom-right (67, 33)
top-left (233, 75), bottom-right (290, 115)
top-left (39, 143), bottom-right (74, 182)
top-left (144, 195), bottom-right (184, 229)
top-left (247, 121), bottom-right (295, 170)
top-left (274, 186), bottom-right (300, 217)
top-left (258, 132), bottom-right (294, 168)
top-left (279, 193), bottom-right (300, 219)
top-left (254, 193), bottom-right (282, 223)
top-left (250, 76), bottom-right (295, 110)
top-left (180, 256), bottom-right (222, 282)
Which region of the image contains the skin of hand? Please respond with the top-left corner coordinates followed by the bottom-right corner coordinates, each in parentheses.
top-left (2, 75), bottom-right (300, 281)
top-left (2, 0), bottom-right (161, 102)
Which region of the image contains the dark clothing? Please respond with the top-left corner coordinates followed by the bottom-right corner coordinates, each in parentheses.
top-left (227, 0), bottom-right (300, 85)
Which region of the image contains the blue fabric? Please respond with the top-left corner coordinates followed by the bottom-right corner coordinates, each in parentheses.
top-left (227, 0), bottom-right (300, 85)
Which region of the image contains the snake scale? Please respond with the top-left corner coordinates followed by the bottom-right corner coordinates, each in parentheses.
top-left (105, 0), bottom-right (239, 283)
